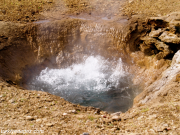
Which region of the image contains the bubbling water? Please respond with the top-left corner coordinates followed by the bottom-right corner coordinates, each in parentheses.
top-left (27, 56), bottom-right (137, 113)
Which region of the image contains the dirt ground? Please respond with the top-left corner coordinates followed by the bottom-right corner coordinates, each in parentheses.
top-left (0, 81), bottom-right (179, 135)
top-left (0, 0), bottom-right (180, 135)
top-left (0, 0), bottom-right (125, 23)
top-left (1, 0), bottom-right (180, 22)
top-left (123, 0), bottom-right (180, 17)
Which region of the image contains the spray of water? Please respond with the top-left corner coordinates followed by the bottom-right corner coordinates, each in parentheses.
top-left (27, 55), bottom-right (136, 113)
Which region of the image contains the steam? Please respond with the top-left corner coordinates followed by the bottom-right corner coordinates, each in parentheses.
top-left (38, 56), bottom-right (126, 91)
top-left (40, 0), bottom-right (124, 21)
top-left (27, 55), bottom-right (136, 112)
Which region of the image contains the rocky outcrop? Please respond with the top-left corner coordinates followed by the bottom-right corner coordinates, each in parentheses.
top-left (130, 13), bottom-right (180, 106)
top-left (159, 31), bottom-right (180, 44)
top-left (149, 28), bottom-right (164, 38)
top-left (0, 19), bottom-right (128, 84)
top-left (134, 50), bottom-right (180, 105)
top-left (140, 36), bottom-right (173, 59)
top-left (129, 13), bottom-right (180, 62)
top-left (121, 13), bottom-right (180, 107)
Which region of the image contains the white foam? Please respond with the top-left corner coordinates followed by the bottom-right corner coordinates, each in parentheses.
top-left (36, 56), bottom-right (128, 92)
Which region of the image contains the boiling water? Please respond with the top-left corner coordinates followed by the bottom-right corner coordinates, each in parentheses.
top-left (27, 56), bottom-right (137, 113)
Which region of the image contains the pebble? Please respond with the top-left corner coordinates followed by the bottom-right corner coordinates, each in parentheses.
top-left (82, 133), bottom-right (89, 135)
top-left (26, 116), bottom-right (35, 121)
top-left (68, 110), bottom-right (77, 114)
top-left (111, 112), bottom-right (122, 117)
top-left (129, 0), bottom-right (134, 4)
top-left (148, 114), bottom-right (157, 119)
top-left (163, 123), bottom-right (169, 127)
top-left (137, 116), bottom-right (143, 120)
top-left (111, 128), bottom-right (117, 132)
top-left (149, 129), bottom-right (155, 133)
top-left (155, 127), bottom-right (163, 132)
top-left (101, 115), bottom-right (106, 118)
top-left (36, 119), bottom-right (42, 123)
top-left (43, 118), bottom-right (48, 122)
top-left (47, 0), bottom-right (53, 3)
top-left (2, 10), bottom-right (6, 14)
top-left (63, 113), bottom-right (68, 116)
top-left (9, 99), bottom-right (15, 103)
top-left (111, 116), bottom-right (121, 121)
top-left (166, 127), bottom-right (171, 131)
top-left (46, 123), bottom-right (54, 127)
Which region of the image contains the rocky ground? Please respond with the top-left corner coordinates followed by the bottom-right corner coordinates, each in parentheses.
top-left (0, 0), bottom-right (180, 135)
top-left (0, 81), bottom-right (115, 135)
top-left (0, 0), bottom-right (126, 23)
top-left (123, 0), bottom-right (180, 17)
top-left (0, 77), bottom-right (179, 135)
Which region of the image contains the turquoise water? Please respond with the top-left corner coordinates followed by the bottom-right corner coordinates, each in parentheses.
top-left (27, 56), bottom-right (138, 113)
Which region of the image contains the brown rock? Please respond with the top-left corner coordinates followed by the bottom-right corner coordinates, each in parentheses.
top-left (175, 73), bottom-right (180, 82)
top-left (111, 116), bottom-right (121, 121)
top-left (63, 113), bottom-right (68, 116)
top-left (111, 112), bottom-right (122, 117)
top-left (26, 116), bottom-right (35, 121)
top-left (101, 115), bottom-right (107, 118)
top-left (140, 37), bottom-right (173, 59)
top-left (149, 29), bottom-right (164, 37)
top-left (46, 0), bottom-right (53, 3)
top-left (9, 99), bottom-right (15, 103)
top-left (159, 31), bottom-right (180, 44)
top-left (46, 123), bottom-right (54, 127)
top-left (82, 133), bottom-right (89, 135)
top-left (36, 119), bottom-right (42, 123)
top-left (68, 110), bottom-right (77, 114)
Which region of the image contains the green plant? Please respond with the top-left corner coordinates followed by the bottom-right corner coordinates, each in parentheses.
top-left (141, 107), bottom-right (149, 112)
top-left (20, 98), bottom-right (27, 102)
top-left (77, 110), bottom-right (80, 112)
top-left (87, 115), bottom-right (95, 121)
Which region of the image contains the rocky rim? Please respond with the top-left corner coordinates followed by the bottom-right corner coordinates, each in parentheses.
top-left (0, 0), bottom-right (180, 135)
